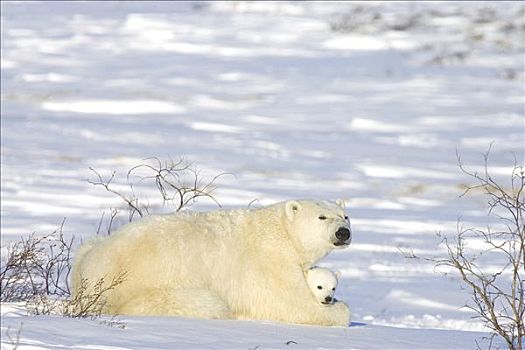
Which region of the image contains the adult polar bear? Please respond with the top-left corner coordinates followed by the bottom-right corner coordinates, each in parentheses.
top-left (72, 199), bottom-right (352, 326)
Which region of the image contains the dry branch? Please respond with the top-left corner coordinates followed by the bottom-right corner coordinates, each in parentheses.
top-left (400, 147), bottom-right (523, 350)
top-left (1, 220), bottom-right (74, 302)
top-left (88, 157), bottom-right (226, 229)
top-left (410, 148), bottom-right (524, 350)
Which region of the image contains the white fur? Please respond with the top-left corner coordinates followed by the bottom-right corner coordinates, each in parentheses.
top-left (71, 199), bottom-right (351, 326)
top-left (306, 267), bottom-right (341, 305)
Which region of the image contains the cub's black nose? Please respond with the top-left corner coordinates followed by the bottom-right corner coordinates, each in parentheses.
top-left (335, 227), bottom-right (350, 241)
top-left (325, 296), bottom-right (332, 303)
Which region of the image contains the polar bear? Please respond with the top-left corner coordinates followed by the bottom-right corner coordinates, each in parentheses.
top-left (71, 199), bottom-right (352, 326)
top-left (305, 267), bottom-right (341, 305)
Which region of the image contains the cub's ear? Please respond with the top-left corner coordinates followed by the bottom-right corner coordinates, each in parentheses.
top-left (335, 270), bottom-right (342, 280)
top-left (335, 199), bottom-right (346, 209)
top-left (285, 200), bottom-right (301, 220)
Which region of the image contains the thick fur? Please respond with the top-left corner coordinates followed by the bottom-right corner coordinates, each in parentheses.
top-left (70, 236), bottom-right (101, 293)
top-left (71, 200), bottom-right (351, 326)
top-left (117, 288), bottom-right (231, 319)
top-left (306, 267), bottom-right (341, 305)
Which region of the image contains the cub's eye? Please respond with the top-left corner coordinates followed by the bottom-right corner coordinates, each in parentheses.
top-left (318, 215), bottom-right (327, 220)
top-left (332, 288), bottom-right (335, 291)
top-left (344, 215), bottom-right (349, 220)
top-left (317, 285), bottom-right (323, 290)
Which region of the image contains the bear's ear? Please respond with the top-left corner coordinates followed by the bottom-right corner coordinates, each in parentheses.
top-left (335, 199), bottom-right (346, 209)
top-left (334, 270), bottom-right (342, 280)
top-left (285, 200), bottom-right (301, 220)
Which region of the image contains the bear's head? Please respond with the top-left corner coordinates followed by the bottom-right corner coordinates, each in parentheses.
top-left (305, 267), bottom-right (341, 305)
top-left (284, 199), bottom-right (352, 265)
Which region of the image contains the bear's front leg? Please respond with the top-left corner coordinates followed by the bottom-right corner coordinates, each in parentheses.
top-left (329, 300), bottom-right (351, 326)
top-left (289, 298), bottom-right (351, 326)
top-left (231, 272), bottom-right (351, 326)
top-left (260, 294), bottom-right (351, 326)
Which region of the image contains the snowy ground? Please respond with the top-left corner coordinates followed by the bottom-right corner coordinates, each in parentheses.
top-left (1, 1), bottom-right (524, 349)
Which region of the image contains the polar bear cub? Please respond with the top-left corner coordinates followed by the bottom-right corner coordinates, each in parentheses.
top-left (305, 267), bottom-right (341, 305)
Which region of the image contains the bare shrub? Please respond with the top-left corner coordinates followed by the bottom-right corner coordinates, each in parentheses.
top-left (0, 222), bottom-right (126, 322)
top-left (88, 157), bottom-right (225, 228)
top-left (27, 273), bottom-right (127, 319)
top-left (65, 273), bottom-right (127, 318)
top-left (439, 152), bottom-right (524, 350)
top-left (402, 150), bottom-right (524, 350)
top-left (1, 220), bottom-right (73, 302)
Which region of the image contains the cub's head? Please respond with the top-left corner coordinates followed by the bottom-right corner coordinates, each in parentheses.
top-left (284, 199), bottom-right (352, 263)
top-left (305, 267), bottom-right (341, 305)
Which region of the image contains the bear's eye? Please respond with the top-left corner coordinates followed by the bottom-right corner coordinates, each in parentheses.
top-left (318, 215), bottom-right (327, 220)
top-left (317, 285), bottom-right (323, 290)
top-left (332, 288), bottom-right (335, 291)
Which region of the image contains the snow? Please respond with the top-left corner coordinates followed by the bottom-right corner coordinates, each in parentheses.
top-left (1, 1), bottom-right (523, 349)
top-left (0, 313), bottom-right (493, 350)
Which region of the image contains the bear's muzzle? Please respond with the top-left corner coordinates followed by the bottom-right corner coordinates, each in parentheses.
top-left (322, 296), bottom-right (333, 304)
top-left (334, 227), bottom-right (351, 246)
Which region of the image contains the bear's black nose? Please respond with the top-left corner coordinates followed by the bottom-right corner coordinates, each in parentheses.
top-left (335, 227), bottom-right (350, 241)
top-left (325, 296), bottom-right (332, 303)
